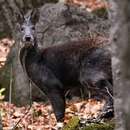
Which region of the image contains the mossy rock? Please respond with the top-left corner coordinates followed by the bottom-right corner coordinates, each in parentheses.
top-left (63, 116), bottom-right (115, 130)
top-left (82, 122), bottom-right (115, 130)
top-left (63, 116), bottom-right (80, 130)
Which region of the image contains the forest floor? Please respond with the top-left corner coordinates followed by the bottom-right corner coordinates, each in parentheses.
top-left (1, 99), bottom-right (106, 130)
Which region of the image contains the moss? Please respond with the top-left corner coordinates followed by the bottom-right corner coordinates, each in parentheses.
top-left (63, 116), bottom-right (115, 130)
top-left (93, 8), bottom-right (108, 19)
top-left (82, 122), bottom-right (115, 130)
top-left (63, 116), bottom-right (80, 130)
top-left (0, 32), bottom-right (7, 39)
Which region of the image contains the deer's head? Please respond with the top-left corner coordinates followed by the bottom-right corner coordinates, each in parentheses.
top-left (16, 9), bottom-right (39, 48)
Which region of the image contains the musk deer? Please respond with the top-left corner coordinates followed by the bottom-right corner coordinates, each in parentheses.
top-left (17, 10), bottom-right (113, 129)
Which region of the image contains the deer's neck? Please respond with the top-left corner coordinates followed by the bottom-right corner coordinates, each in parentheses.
top-left (19, 46), bottom-right (40, 72)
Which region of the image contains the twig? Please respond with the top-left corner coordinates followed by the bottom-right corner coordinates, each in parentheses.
top-left (9, 64), bottom-right (13, 106)
top-left (29, 80), bottom-right (34, 129)
top-left (8, 64), bottom-right (13, 129)
top-left (11, 106), bottom-right (32, 130)
top-left (11, 81), bottom-right (33, 130)
top-left (105, 80), bottom-right (114, 100)
top-left (105, 86), bottom-right (114, 100)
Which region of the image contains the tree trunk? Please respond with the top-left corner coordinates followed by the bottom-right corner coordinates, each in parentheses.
top-left (109, 0), bottom-right (130, 130)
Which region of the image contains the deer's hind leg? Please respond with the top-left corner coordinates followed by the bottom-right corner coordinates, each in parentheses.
top-left (79, 68), bottom-right (114, 118)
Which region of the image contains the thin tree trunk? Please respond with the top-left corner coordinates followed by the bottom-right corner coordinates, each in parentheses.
top-left (0, 114), bottom-right (3, 130)
top-left (109, 0), bottom-right (130, 130)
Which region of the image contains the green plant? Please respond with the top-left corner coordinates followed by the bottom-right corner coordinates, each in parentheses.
top-left (0, 88), bottom-right (5, 100)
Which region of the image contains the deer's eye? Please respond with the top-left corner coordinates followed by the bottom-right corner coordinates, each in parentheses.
top-left (32, 26), bottom-right (35, 30)
top-left (21, 27), bottom-right (24, 31)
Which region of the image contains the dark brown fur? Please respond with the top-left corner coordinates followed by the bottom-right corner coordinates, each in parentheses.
top-left (20, 38), bottom-right (113, 122)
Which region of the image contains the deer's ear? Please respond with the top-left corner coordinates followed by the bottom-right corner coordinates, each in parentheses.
top-left (30, 9), bottom-right (39, 24)
top-left (15, 10), bottom-right (24, 24)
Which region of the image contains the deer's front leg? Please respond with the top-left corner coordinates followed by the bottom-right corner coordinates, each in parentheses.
top-left (40, 67), bottom-right (65, 129)
top-left (41, 82), bottom-right (65, 129)
top-left (42, 79), bottom-right (65, 128)
top-left (44, 85), bottom-right (65, 130)
top-left (47, 89), bottom-right (65, 127)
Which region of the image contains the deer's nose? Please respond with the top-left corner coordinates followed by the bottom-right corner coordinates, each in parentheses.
top-left (25, 36), bottom-right (31, 42)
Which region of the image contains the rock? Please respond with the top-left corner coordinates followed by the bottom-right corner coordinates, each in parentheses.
top-left (36, 3), bottom-right (110, 48)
